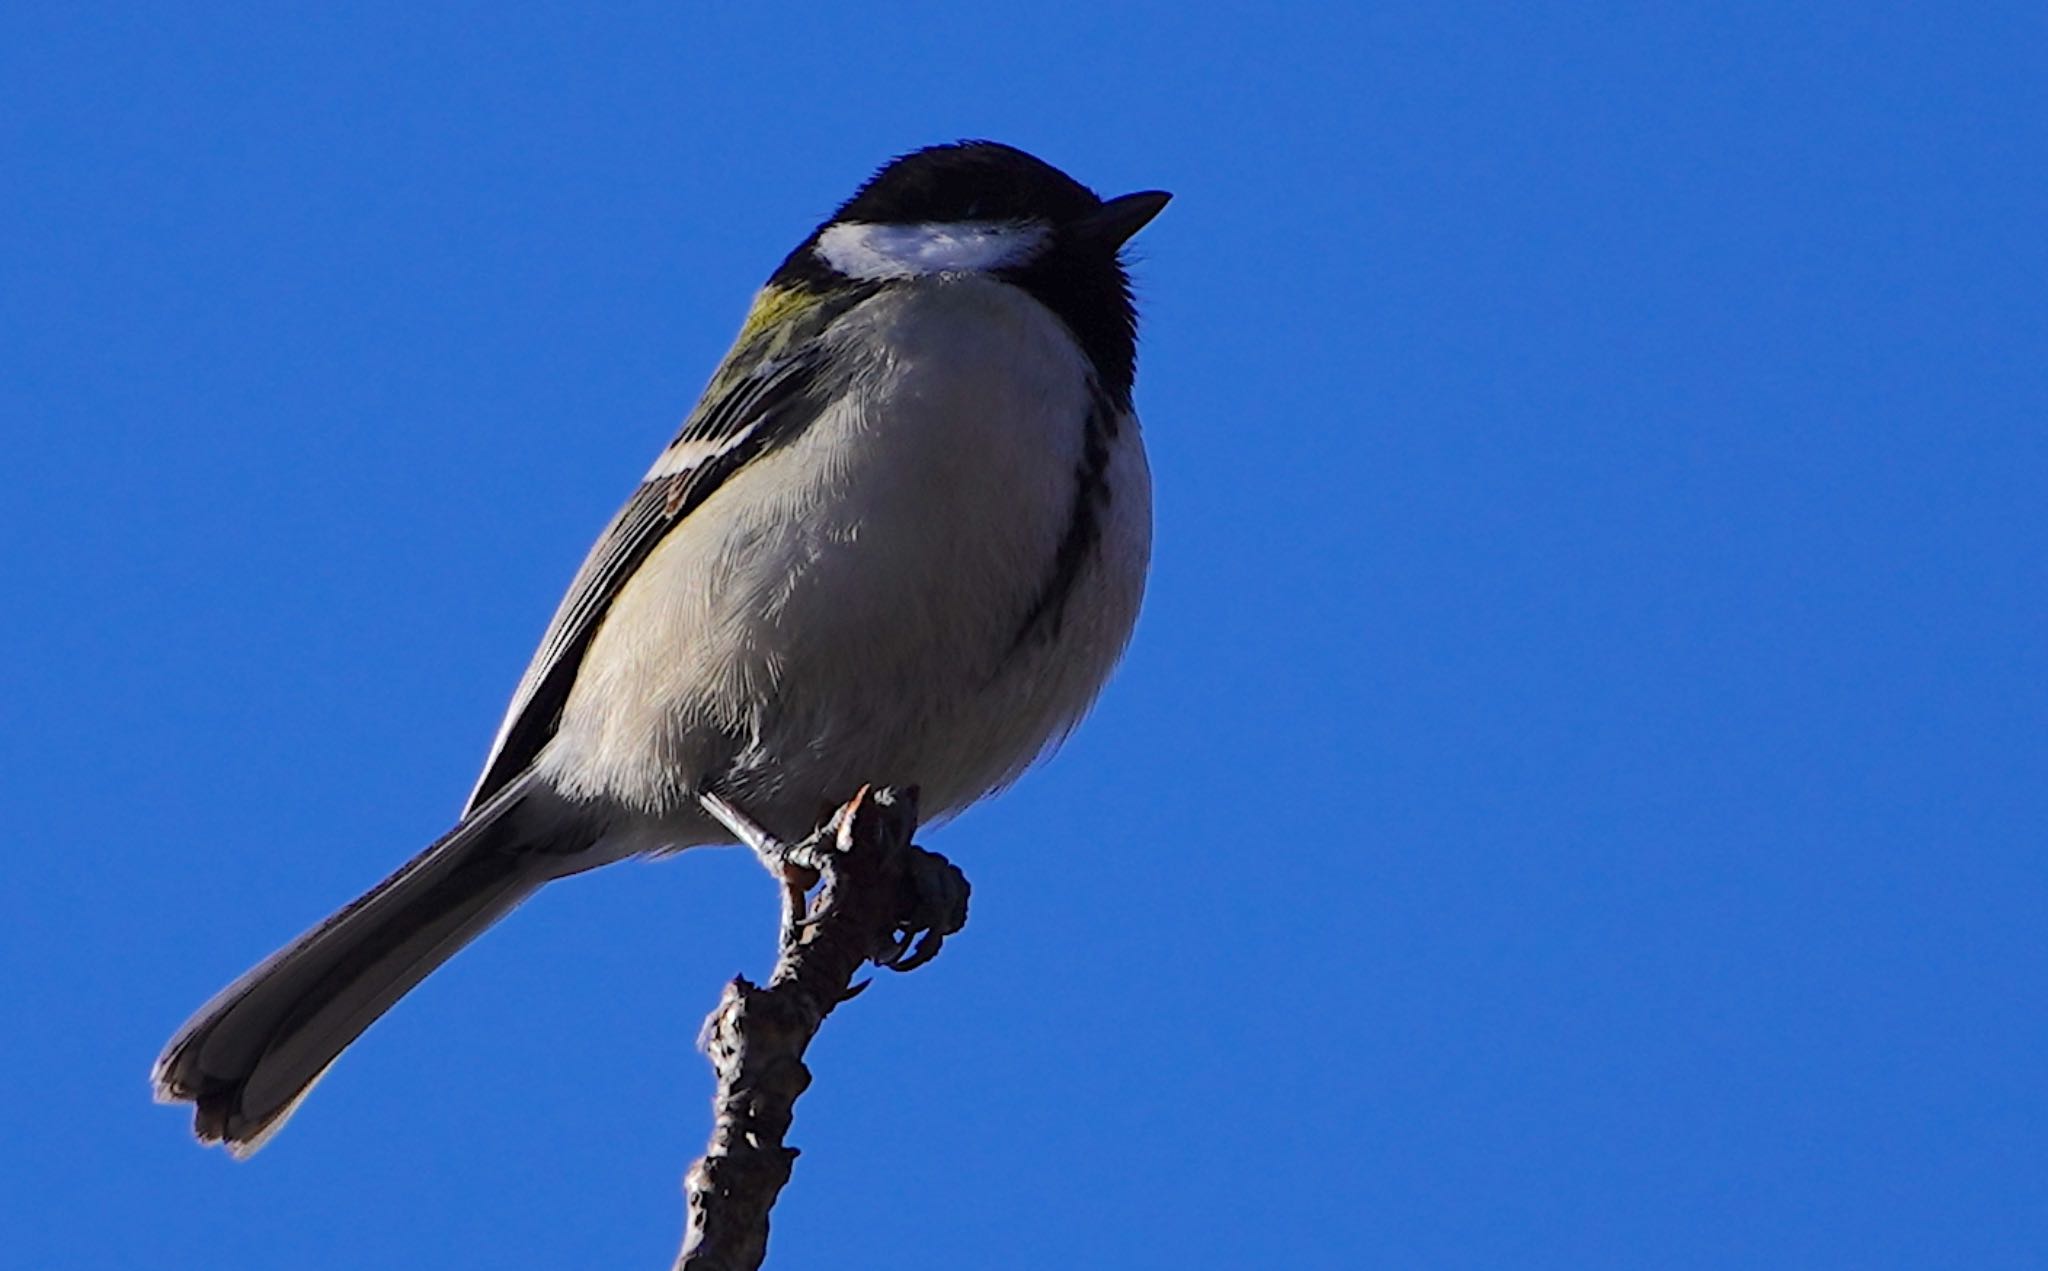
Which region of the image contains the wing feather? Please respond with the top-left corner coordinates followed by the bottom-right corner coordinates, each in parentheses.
top-left (464, 283), bottom-right (880, 812)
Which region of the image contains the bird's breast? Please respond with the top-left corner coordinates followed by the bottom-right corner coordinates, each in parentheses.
top-left (545, 277), bottom-right (1151, 831)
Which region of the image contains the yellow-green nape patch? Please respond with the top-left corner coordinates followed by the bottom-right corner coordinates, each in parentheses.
top-left (734, 285), bottom-right (823, 347)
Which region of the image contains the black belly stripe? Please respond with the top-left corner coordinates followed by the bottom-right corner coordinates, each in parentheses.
top-left (1009, 380), bottom-right (1121, 650)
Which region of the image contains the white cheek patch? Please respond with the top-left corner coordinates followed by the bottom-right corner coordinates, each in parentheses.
top-left (815, 220), bottom-right (1049, 279)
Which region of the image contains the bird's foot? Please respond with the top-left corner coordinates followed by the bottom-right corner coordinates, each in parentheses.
top-left (873, 845), bottom-right (969, 972)
top-left (794, 786), bottom-right (968, 972)
top-left (703, 785), bottom-right (968, 971)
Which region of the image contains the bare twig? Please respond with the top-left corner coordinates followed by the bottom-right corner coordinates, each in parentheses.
top-left (674, 785), bottom-right (970, 1271)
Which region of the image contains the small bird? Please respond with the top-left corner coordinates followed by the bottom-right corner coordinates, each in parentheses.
top-left (153, 141), bottom-right (1168, 1154)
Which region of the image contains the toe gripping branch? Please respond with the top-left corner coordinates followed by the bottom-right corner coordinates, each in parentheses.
top-left (675, 785), bottom-right (970, 1271)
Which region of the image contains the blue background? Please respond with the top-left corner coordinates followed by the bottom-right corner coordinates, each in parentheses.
top-left (5, 4), bottom-right (2042, 1267)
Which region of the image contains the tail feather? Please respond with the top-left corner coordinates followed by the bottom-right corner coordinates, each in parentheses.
top-left (153, 784), bottom-right (581, 1155)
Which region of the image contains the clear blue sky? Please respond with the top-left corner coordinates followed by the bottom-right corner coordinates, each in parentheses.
top-left (5, 4), bottom-right (2042, 1268)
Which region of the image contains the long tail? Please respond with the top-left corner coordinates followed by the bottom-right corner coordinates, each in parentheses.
top-left (152, 783), bottom-right (588, 1155)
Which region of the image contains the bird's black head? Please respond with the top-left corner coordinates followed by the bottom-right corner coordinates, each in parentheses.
top-left (771, 141), bottom-right (1169, 401)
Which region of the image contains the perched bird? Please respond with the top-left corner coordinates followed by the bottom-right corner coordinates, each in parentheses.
top-left (153, 141), bottom-right (1168, 1154)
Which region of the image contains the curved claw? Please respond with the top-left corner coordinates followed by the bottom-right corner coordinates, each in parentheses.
top-left (874, 848), bottom-right (969, 973)
top-left (838, 977), bottom-right (874, 1003)
top-left (882, 929), bottom-right (946, 974)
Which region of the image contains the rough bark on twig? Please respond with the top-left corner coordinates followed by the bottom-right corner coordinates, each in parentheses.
top-left (673, 785), bottom-right (969, 1271)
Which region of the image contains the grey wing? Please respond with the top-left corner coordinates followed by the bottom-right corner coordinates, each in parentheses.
top-left (463, 298), bottom-right (869, 814)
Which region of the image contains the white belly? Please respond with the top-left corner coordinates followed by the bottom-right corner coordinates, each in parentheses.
top-left (536, 276), bottom-right (1151, 842)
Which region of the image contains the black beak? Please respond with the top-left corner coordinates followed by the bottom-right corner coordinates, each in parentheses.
top-left (1071, 190), bottom-right (1172, 250)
